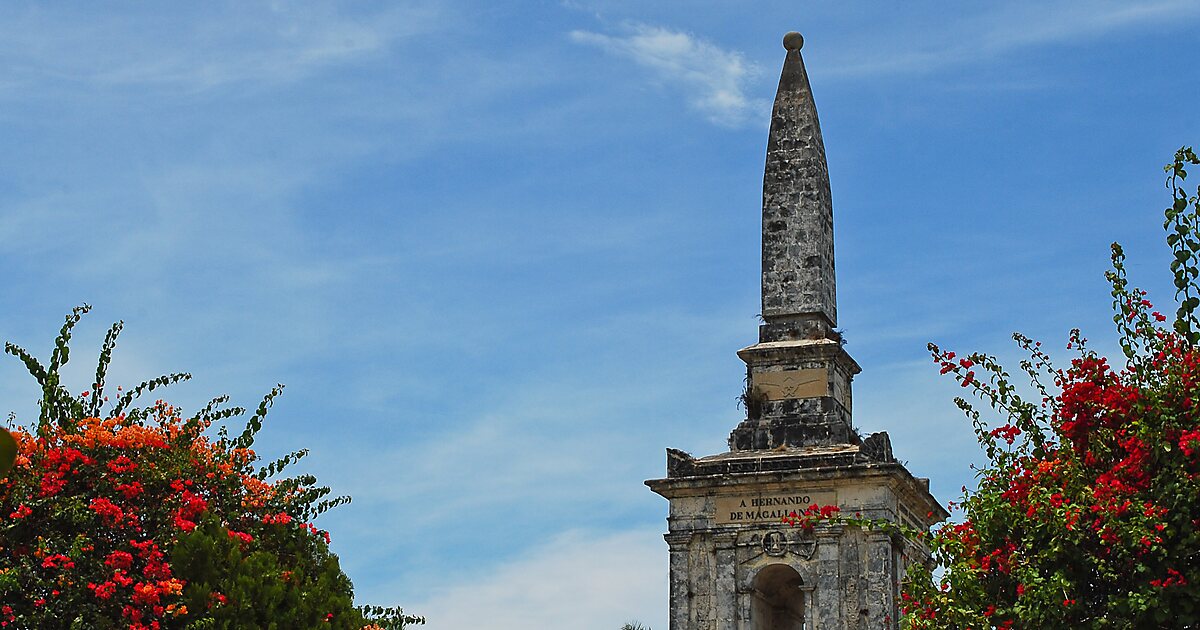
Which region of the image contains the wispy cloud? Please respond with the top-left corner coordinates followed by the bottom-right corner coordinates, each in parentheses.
top-left (569, 23), bottom-right (764, 127)
top-left (402, 529), bottom-right (667, 630)
top-left (320, 304), bottom-right (747, 529)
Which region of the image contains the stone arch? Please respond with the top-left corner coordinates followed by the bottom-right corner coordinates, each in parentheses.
top-left (751, 563), bottom-right (805, 630)
top-left (740, 554), bottom-right (815, 591)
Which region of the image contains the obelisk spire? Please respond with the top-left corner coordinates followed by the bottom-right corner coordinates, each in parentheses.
top-left (726, 31), bottom-right (859, 452)
top-left (761, 31), bottom-right (837, 337)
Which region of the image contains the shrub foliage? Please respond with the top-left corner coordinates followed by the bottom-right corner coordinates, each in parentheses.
top-left (900, 149), bottom-right (1200, 628)
top-left (0, 308), bottom-right (423, 629)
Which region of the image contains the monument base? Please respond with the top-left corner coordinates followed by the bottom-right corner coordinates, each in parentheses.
top-left (646, 443), bottom-right (945, 630)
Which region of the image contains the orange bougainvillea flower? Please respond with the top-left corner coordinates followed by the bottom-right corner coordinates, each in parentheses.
top-left (1, 306), bottom-right (422, 629)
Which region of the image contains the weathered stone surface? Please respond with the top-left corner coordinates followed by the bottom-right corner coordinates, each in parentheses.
top-left (761, 38), bottom-right (836, 328)
top-left (742, 31), bottom-right (855, 452)
top-left (731, 338), bottom-right (859, 451)
top-left (860, 432), bottom-right (895, 463)
top-left (647, 461), bottom-right (946, 630)
top-left (647, 31), bottom-right (946, 630)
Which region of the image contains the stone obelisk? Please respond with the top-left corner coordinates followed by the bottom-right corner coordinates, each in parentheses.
top-left (761, 30), bottom-right (838, 331)
top-left (647, 33), bottom-right (947, 630)
top-left (728, 29), bottom-right (858, 454)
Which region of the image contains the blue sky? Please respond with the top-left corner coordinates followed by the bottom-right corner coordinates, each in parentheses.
top-left (2, 2), bottom-right (1199, 628)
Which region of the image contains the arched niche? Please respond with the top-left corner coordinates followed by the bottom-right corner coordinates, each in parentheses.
top-left (751, 563), bottom-right (805, 630)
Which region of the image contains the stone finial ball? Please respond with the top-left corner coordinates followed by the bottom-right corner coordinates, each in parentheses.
top-left (783, 31), bottom-right (804, 51)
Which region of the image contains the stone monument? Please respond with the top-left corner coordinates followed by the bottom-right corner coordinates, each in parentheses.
top-left (646, 32), bottom-right (947, 630)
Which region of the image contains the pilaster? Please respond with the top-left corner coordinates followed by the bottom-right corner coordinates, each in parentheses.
top-left (713, 532), bottom-right (738, 630)
top-left (666, 532), bottom-right (693, 630)
top-left (864, 531), bottom-right (896, 629)
top-left (815, 522), bottom-right (844, 630)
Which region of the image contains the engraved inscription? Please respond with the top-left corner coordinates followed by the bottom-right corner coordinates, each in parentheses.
top-left (715, 491), bottom-right (837, 525)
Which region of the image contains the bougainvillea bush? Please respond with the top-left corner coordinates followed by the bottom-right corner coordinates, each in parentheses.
top-left (899, 150), bottom-right (1200, 629)
top-left (0, 308), bottom-right (422, 629)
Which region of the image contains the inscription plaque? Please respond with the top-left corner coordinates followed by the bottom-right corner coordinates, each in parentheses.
top-left (714, 491), bottom-right (837, 525)
top-left (752, 368), bottom-right (828, 400)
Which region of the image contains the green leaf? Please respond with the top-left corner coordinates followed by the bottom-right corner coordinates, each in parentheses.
top-left (112, 372), bottom-right (191, 416)
top-left (3, 342), bottom-right (48, 386)
top-left (48, 304), bottom-right (90, 374)
top-left (235, 384), bottom-right (284, 450)
top-left (89, 320), bottom-right (122, 417)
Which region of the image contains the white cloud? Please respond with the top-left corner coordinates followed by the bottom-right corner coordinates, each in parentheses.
top-left (570, 23), bottom-right (764, 127)
top-left (405, 529), bottom-right (667, 630)
top-left (320, 308), bottom-right (744, 531)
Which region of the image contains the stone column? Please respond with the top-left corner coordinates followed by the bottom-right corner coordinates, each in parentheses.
top-left (801, 584), bottom-right (816, 630)
top-left (712, 532), bottom-right (738, 630)
top-left (865, 531), bottom-right (895, 629)
top-left (738, 580), bottom-right (753, 630)
top-left (814, 522), bottom-right (844, 630)
top-left (666, 533), bottom-right (694, 630)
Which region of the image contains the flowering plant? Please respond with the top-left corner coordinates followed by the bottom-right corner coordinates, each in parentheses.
top-left (0, 308), bottom-right (422, 629)
top-left (898, 149), bottom-right (1200, 629)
